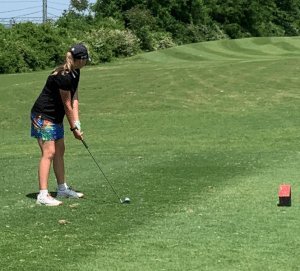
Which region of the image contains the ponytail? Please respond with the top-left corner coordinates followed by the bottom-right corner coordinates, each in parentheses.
top-left (52, 51), bottom-right (75, 76)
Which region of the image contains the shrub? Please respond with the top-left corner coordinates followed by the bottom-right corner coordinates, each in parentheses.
top-left (125, 7), bottom-right (154, 32)
top-left (283, 22), bottom-right (299, 36)
top-left (155, 32), bottom-right (176, 50)
top-left (205, 23), bottom-right (229, 41)
top-left (168, 22), bottom-right (193, 45)
top-left (111, 29), bottom-right (141, 57)
top-left (187, 23), bottom-right (207, 43)
top-left (224, 23), bottom-right (242, 39)
top-left (0, 22), bottom-right (75, 73)
top-left (125, 7), bottom-right (157, 51)
top-left (136, 26), bottom-right (155, 51)
top-left (254, 21), bottom-right (286, 37)
top-left (13, 40), bottom-right (46, 71)
top-left (84, 28), bottom-right (140, 64)
top-left (145, 31), bottom-right (176, 51)
top-left (0, 39), bottom-right (27, 73)
top-left (94, 17), bottom-right (125, 31)
top-left (55, 10), bottom-right (94, 32)
top-left (0, 51), bottom-right (26, 74)
top-left (178, 23), bottom-right (229, 44)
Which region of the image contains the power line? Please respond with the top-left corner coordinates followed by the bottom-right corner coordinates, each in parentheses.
top-left (0, 1), bottom-right (41, 2)
top-left (48, 1), bottom-right (69, 6)
top-left (18, 11), bottom-right (42, 17)
top-left (0, 6), bottom-right (40, 14)
top-left (0, 0), bottom-right (95, 26)
top-left (48, 6), bottom-right (66, 12)
top-left (48, 12), bottom-right (59, 17)
top-left (1, 17), bottom-right (43, 19)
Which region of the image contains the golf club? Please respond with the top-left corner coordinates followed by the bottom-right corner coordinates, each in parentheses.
top-left (81, 139), bottom-right (130, 204)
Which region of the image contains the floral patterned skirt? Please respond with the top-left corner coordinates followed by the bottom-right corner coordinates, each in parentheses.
top-left (31, 113), bottom-right (64, 141)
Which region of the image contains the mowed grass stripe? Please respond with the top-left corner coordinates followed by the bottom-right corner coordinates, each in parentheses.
top-left (133, 37), bottom-right (300, 64)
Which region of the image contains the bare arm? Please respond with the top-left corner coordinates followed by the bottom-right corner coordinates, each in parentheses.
top-left (72, 88), bottom-right (79, 121)
top-left (60, 89), bottom-right (82, 140)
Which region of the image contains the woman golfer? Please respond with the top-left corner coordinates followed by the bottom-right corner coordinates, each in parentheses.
top-left (31, 44), bottom-right (90, 206)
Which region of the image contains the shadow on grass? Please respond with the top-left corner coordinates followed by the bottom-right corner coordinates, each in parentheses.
top-left (26, 191), bottom-right (57, 199)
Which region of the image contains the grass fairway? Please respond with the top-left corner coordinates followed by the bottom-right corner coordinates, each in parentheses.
top-left (1, 37), bottom-right (300, 270)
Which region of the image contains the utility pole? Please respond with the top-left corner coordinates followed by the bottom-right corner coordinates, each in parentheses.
top-left (43, 0), bottom-right (47, 23)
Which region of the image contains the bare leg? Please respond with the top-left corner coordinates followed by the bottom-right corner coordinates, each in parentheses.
top-left (53, 138), bottom-right (66, 185)
top-left (38, 139), bottom-right (56, 190)
top-left (53, 138), bottom-right (84, 199)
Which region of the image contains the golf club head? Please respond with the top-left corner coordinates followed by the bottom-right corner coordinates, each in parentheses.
top-left (123, 197), bottom-right (130, 204)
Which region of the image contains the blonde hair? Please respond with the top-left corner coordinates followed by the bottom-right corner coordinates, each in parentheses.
top-left (52, 51), bottom-right (75, 76)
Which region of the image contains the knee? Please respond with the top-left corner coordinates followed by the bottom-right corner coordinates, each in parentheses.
top-left (43, 148), bottom-right (56, 161)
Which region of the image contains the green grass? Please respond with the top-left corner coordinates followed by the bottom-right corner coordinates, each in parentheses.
top-left (1, 37), bottom-right (300, 270)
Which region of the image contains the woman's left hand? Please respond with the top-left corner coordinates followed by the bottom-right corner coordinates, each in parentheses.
top-left (73, 129), bottom-right (83, 140)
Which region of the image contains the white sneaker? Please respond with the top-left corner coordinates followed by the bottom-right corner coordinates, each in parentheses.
top-left (56, 187), bottom-right (84, 199)
top-left (36, 193), bottom-right (63, 206)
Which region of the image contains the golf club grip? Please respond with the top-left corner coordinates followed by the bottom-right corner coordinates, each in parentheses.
top-left (82, 139), bottom-right (88, 149)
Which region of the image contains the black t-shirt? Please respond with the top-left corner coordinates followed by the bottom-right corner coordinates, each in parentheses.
top-left (31, 69), bottom-right (80, 123)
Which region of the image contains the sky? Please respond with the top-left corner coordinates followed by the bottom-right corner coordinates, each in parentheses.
top-left (0, 0), bottom-right (97, 25)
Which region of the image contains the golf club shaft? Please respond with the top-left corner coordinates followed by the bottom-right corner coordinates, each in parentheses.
top-left (81, 140), bottom-right (123, 203)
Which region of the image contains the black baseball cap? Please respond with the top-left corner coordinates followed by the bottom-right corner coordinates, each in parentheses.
top-left (70, 43), bottom-right (91, 61)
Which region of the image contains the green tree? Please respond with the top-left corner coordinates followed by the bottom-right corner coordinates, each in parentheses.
top-left (91, 0), bottom-right (300, 41)
top-left (71, 0), bottom-right (89, 13)
top-left (274, 0), bottom-right (300, 36)
top-left (93, 0), bottom-right (212, 43)
top-left (94, 0), bottom-right (209, 26)
top-left (242, 0), bottom-right (277, 36)
top-left (93, 0), bottom-right (140, 20)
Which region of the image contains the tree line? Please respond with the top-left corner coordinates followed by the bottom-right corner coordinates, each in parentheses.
top-left (91, 0), bottom-right (300, 42)
top-left (1, 0), bottom-right (299, 73)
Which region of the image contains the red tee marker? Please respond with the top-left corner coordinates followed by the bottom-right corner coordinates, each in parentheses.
top-left (278, 185), bottom-right (291, 206)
